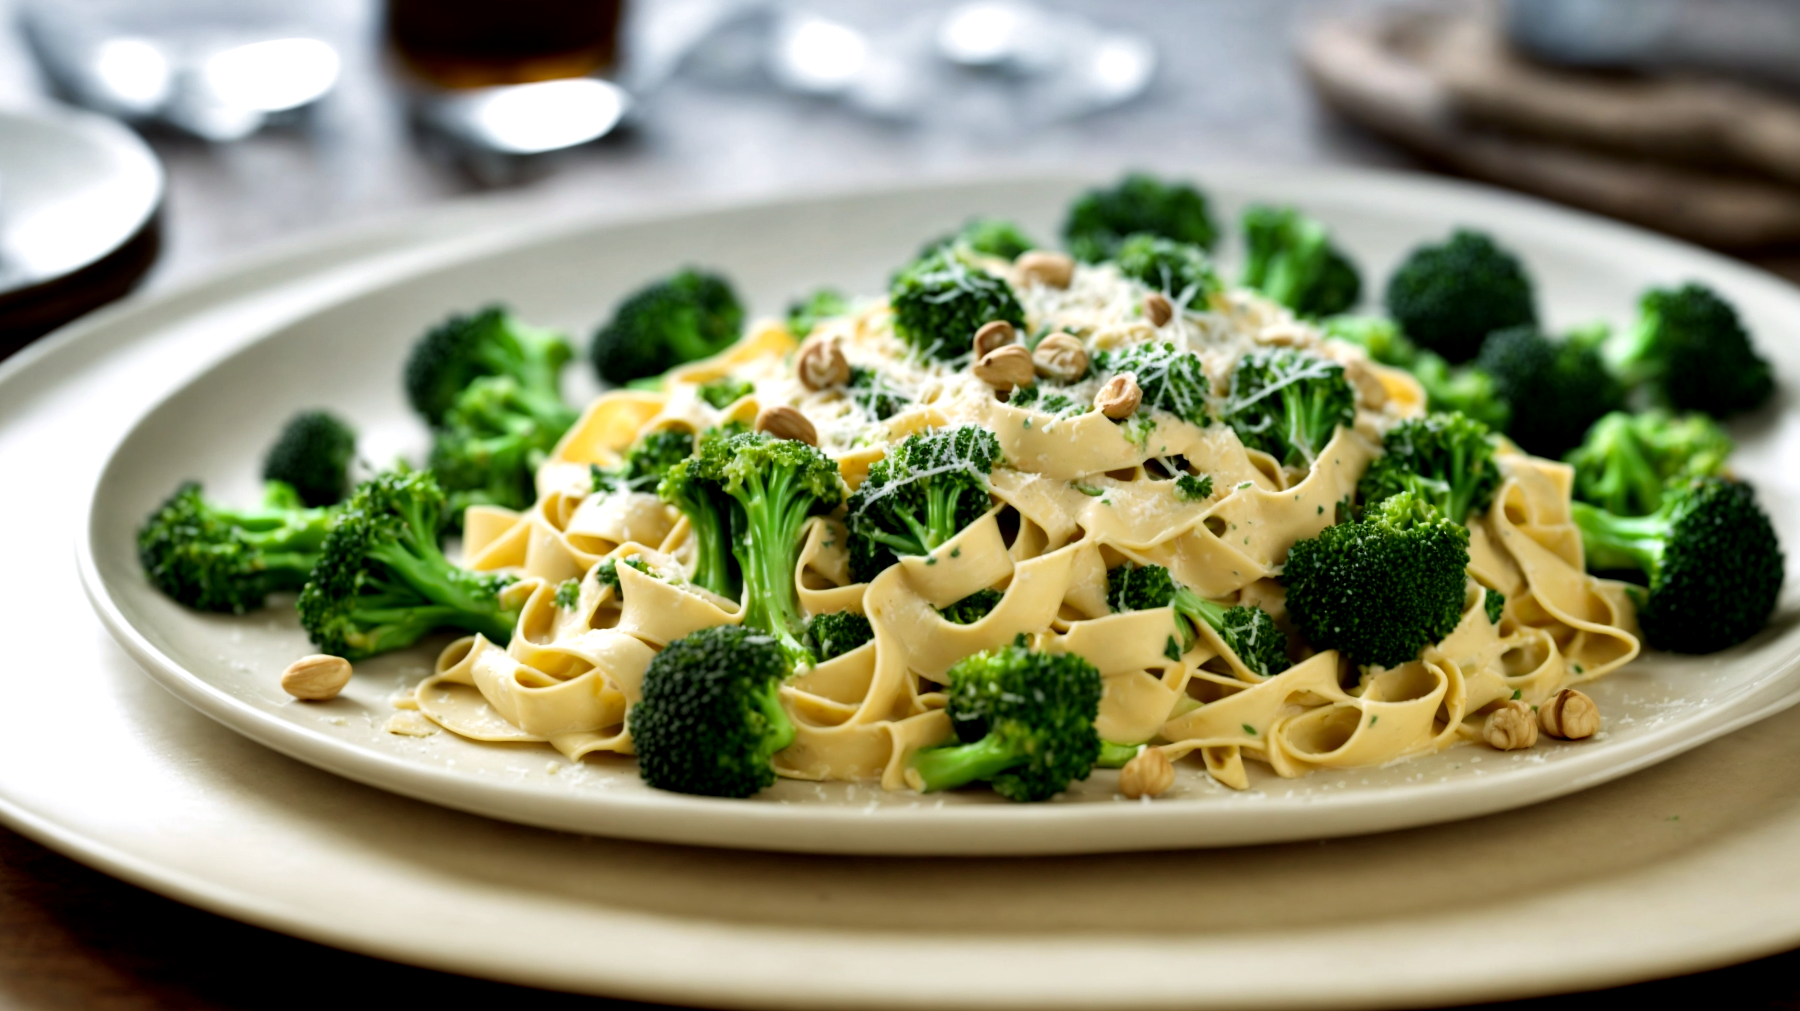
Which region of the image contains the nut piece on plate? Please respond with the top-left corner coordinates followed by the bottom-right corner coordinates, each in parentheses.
top-left (1540, 688), bottom-right (1600, 740)
top-left (797, 337), bottom-right (849, 391)
top-left (1483, 699), bottom-right (1538, 750)
top-left (755, 405), bottom-right (819, 446)
top-left (1016, 250), bottom-right (1074, 289)
top-left (1032, 333), bottom-right (1089, 382)
top-left (282, 654), bottom-right (352, 701)
top-left (972, 344), bottom-right (1036, 393)
top-left (1142, 292), bottom-right (1174, 328)
top-left (1095, 373), bottom-right (1142, 419)
top-left (1120, 746), bottom-right (1175, 799)
top-left (971, 319), bottom-right (1016, 358)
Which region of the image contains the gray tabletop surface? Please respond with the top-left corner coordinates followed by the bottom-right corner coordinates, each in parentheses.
top-left (2, 1), bottom-right (1798, 1007)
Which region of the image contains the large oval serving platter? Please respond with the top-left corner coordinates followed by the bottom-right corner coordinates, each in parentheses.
top-left (78, 170), bottom-right (1800, 856)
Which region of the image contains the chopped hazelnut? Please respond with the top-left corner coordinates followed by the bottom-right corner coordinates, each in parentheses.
top-left (1095, 373), bottom-right (1142, 419)
top-left (972, 344), bottom-right (1035, 393)
top-left (1540, 688), bottom-right (1600, 740)
top-left (1143, 292), bottom-right (1173, 327)
top-left (1032, 333), bottom-right (1089, 382)
top-left (1483, 699), bottom-right (1538, 750)
top-left (755, 405), bottom-right (819, 446)
top-left (1120, 746), bottom-right (1175, 799)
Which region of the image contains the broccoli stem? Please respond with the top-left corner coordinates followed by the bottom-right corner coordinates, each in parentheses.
top-left (1569, 502), bottom-right (1665, 575)
top-left (1281, 381), bottom-right (1340, 466)
top-left (729, 468), bottom-right (822, 664)
top-left (752, 680), bottom-right (798, 759)
top-left (912, 734), bottom-right (1025, 793)
top-left (359, 498), bottom-right (518, 644)
top-left (1095, 740), bottom-right (1144, 768)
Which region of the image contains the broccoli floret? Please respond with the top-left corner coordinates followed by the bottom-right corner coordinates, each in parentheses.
top-left (659, 431), bottom-right (843, 666)
top-left (1113, 234), bottom-right (1221, 306)
top-left (262, 411), bottom-right (357, 508)
top-left (1477, 323), bottom-right (1624, 457)
top-left (921, 217), bottom-right (1038, 261)
top-left (1095, 741), bottom-right (1146, 768)
top-left (1221, 347), bottom-right (1356, 467)
top-left (1385, 230), bottom-right (1536, 363)
top-left (591, 268), bottom-right (745, 385)
top-left (595, 556), bottom-right (655, 599)
top-left (1008, 383), bottom-right (1088, 417)
top-left (1564, 410), bottom-right (1733, 518)
top-left (1610, 282), bottom-right (1774, 417)
top-left (939, 588), bottom-right (1004, 625)
top-left (1357, 413), bottom-right (1500, 525)
top-left (1093, 343), bottom-right (1211, 428)
top-left (1409, 351), bottom-right (1512, 433)
top-left (1063, 173), bottom-right (1218, 263)
top-left (805, 611), bottom-right (874, 661)
top-left (630, 624), bottom-right (796, 798)
top-left (297, 470), bottom-right (521, 660)
top-left (554, 579), bottom-right (580, 609)
top-left (889, 247), bottom-right (1026, 363)
top-left (785, 287), bottom-right (850, 338)
top-left (404, 305), bottom-right (574, 428)
top-left (1571, 477), bottom-right (1783, 653)
top-left (1240, 205), bottom-right (1361, 318)
top-left (1107, 563), bottom-right (1289, 677)
top-left (137, 480), bottom-right (336, 614)
top-left (428, 375), bottom-right (575, 519)
top-left (846, 366), bottom-right (911, 421)
top-left (1323, 315), bottom-right (1419, 368)
top-left (1174, 473), bottom-right (1214, 501)
top-left (1282, 491), bottom-right (1472, 668)
top-left (697, 375), bottom-right (754, 410)
top-left (1484, 588), bottom-right (1505, 625)
top-left (845, 426), bottom-right (1001, 583)
top-left (910, 643), bottom-right (1102, 801)
top-left (592, 427), bottom-right (697, 496)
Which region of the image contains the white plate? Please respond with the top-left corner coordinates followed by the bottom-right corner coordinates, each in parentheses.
top-left (9, 178), bottom-right (1800, 1008)
top-left (77, 170), bottom-right (1800, 856)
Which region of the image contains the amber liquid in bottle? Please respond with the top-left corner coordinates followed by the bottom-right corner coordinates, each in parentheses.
top-left (387, 0), bottom-right (625, 88)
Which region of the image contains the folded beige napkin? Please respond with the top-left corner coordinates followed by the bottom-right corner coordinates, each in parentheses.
top-left (1300, 1), bottom-right (1800, 248)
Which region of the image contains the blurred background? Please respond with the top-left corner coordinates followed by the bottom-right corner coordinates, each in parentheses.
top-left (4, 0), bottom-right (1794, 357)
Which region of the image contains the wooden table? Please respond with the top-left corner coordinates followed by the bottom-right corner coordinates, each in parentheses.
top-left (1, 1), bottom-right (1795, 1006)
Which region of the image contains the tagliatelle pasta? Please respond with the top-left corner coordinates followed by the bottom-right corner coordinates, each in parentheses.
top-left (416, 255), bottom-right (1641, 793)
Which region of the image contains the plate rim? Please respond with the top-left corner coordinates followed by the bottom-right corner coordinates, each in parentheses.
top-left (72, 164), bottom-right (1800, 856)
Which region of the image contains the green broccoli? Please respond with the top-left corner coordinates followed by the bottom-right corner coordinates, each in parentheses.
top-left (805, 611), bottom-right (874, 661)
top-left (297, 470), bottom-right (521, 660)
top-left (1107, 563), bottom-right (1290, 676)
top-left (845, 425), bottom-right (1002, 583)
top-left (1477, 323), bottom-right (1623, 457)
top-left (1113, 234), bottom-right (1221, 307)
top-left (1239, 204), bottom-right (1360, 318)
top-left (658, 431), bottom-right (843, 665)
top-left (555, 579), bottom-right (580, 610)
top-left (1385, 230), bottom-right (1536, 363)
top-left (1174, 473), bottom-right (1214, 501)
top-left (889, 247), bottom-right (1026, 363)
top-left (1095, 741), bottom-right (1147, 768)
top-left (846, 366), bottom-right (911, 420)
top-left (262, 410), bottom-right (357, 508)
top-left (1221, 347), bottom-right (1356, 467)
top-left (1282, 491), bottom-right (1472, 668)
top-left (1571, 477), bottom-right (1783, 653)
top-left (1357, 413), bottom-right (1501, 525)
top-left (630, 624), bottom-right (796, 798)
top-left (1063, 173), bottom-right (1218, 263)
top-left (1484, 587), bottom-right (1505, 625)
top-left (428, 375), bottom-right (573, 518)
top-left (1322, 316), bottom-right (1511, 430)
top-left (404, 305), bottom-right (574, 428)
top-left (593, 427), bottom-right (697, 495)
top-left (1008, 383), bottom-right (1088, 418)
top-left (137, 480), bottom-right (336, 614)
top-left (1093, 343), bottom-right (1211, 428)
top-left (1610, 282), bottom-right (1774, 418)
top-left (595, 556), bottom-right (656, 600)
top-left (786, 287), bottom-right (850, 338)
top-left (939, 588), bottom-right (1004, 625)
top-left (921, 217), bottom-right (1038, 261)
top-left (697, 375), bottom-right (754, 410)
top-left (591, 268), bottom-right (745, 385)
top-left (1565, 410), bottom-right (1733, 517)
top-left (910, 643), bottom-right (1102, 801)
